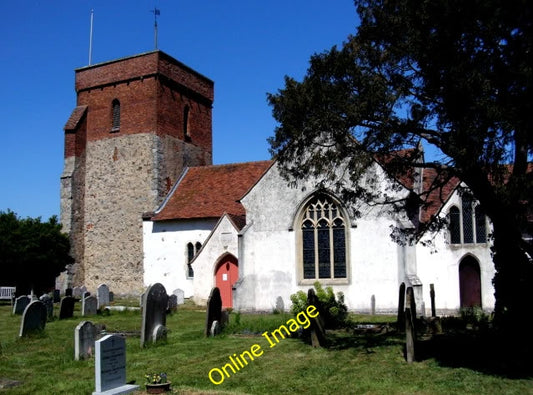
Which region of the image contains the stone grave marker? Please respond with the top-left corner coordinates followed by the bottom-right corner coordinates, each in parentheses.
top-left (140, 283), bottom-right (168, 347)
top-left (210, 320), bottom-right (221, 336)
top-left (406, 286), bottom-right (417, 333)
top-left (53, 289), bottom-right (61, 303)
top-left (97, 284), bottom-right (110, 309)
top-left (93, 334), bottom-right (139, 394)
top-left (82, 295), bottom-right (98, 317)
top-left (405, 307), bottom-right (415, 363)
top-left (205, 287), bottom-right (222, 337)
top-left (75, 321), bottom-right (97, 360)
top-left (59, 296), bottom-right (75, 319)
top-left (109, 291), bottom-right (114, 302)
top-left (307, 288), bottom-right (327, 347)
top-left (139, 292), bottom-right (144, 308)
top-left (397, 282), bottom-right (406, 332)
top-left (430, 283), bottom-right (436, 317)
top-left (19, 300), bottom-right (47, 337)
top-left (167, 294), bottom-right (178, 312)
top-left (371, 294), bottom-right (376, 315)
top-left (275, 296), bottom-right (284, 313)
top-left (13, 295), bottom-right (31, 315)
top-left (65, 288), bottom-right (73, 297)
top-left (173, 289), bottom-right (185, 305)
top-left (39, 294), bottom-right (54, 321)
top-left (73, 286), bottom-right (82, 298)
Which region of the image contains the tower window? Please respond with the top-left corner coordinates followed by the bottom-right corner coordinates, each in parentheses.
top-left (111, 99), bottom-right (120, 132)
top-left (183, 105), bottom-right (191, 141)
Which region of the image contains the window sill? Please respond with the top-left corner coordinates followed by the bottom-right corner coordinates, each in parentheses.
top-left (299, 278), bottom-right (349, 286)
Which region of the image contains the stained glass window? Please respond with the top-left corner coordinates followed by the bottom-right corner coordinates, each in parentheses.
top-left (300, 195), bottom-right (347, 280)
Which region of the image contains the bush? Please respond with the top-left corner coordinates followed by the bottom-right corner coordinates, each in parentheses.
top-left (290, 281), bottom-right (348, 329)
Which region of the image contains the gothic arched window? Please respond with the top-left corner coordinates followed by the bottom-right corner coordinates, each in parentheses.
top-left (299, 194), bottom-right (348, 282)
top-left (448, 194), bottom-right (487, 245)
top-left (111, 99), bottom-right (121, 131)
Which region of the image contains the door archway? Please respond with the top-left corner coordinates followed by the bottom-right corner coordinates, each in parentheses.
top-left (214, 254), bottom-right (238, 308)
top-left (459, 255), bottom-right (482, 308)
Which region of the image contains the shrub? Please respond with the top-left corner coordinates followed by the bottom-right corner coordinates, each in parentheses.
top-left (290, 281), bottom-right (348, 329)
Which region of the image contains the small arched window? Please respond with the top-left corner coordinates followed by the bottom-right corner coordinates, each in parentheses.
top-left (449, 194), bottom-right (487, 245)
top-left (183, 105), bottom-right (191, 141)
top-left (111, 99), bottom-right (120, 131)
top-left (186, 242), bottom-right (195, 278)
top-left (299, 194), bottom-right (347, 281)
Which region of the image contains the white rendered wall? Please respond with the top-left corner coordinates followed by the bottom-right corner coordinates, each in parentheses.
top-left (142, 218), bottom-right (216, 297)
top-left (236, 162), bottom-right (409, 312)
top-left (415, 190), bottom-right (495, 314)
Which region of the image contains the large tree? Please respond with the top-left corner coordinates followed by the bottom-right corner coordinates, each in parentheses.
top-left (268, 0), bottom-right (532, 328)
top-left (0, 210), bottom-right (73, 295)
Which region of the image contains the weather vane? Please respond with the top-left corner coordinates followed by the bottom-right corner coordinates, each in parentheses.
top-left (150, 7), bottom-right (160, 49)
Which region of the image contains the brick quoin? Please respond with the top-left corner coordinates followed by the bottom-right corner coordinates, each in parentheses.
top-left (60, 50), bottom-right (214, 294)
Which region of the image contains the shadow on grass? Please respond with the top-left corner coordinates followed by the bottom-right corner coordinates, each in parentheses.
top-left (319, 322), bottom-right (533, 380)
top-left (415, 330), bottom-right (533, 379)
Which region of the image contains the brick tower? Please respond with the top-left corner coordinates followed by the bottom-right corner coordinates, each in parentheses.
top-left (60, 51), bottom-right (213, 294)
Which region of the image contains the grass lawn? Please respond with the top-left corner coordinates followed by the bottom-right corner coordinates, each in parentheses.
top-left (0, 299), bottom-right (532, 394)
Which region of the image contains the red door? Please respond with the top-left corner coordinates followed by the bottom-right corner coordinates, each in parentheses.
top-left (459, 256), bottom-right (482, 308)
top-left (215, 255), bottom-right (238, 308)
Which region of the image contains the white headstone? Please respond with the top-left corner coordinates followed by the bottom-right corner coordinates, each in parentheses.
top-left (97, 284), bottom-right (110, 309)
top-left (75, 321), bottom-right (96, 360)
top-left (173, 289), bottom-right (185, 305)
top-left (93, 334), bottom-right (138, 395)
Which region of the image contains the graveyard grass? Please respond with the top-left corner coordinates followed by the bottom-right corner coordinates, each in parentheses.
top-left (0, 301), bottom-right (532, 394)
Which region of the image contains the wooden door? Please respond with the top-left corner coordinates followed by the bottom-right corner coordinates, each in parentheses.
top-left (459, 256), bottom-right (482, 308)
top-left (215, 255), bottom-right (238, 308)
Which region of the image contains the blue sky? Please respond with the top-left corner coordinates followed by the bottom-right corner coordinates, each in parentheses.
top-left (0, 1), bottom-right (359, 220)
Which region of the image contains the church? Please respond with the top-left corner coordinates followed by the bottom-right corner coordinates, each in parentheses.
top-left (61, 50), bottom-right (495, 315)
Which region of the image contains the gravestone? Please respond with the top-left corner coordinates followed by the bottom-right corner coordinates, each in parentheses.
top-left (53, 289), bottom-right (61, 303)
top-left (39, 294), bottom-right (54, 320)
top-left (73, 286), bottom-right (87, 298)
top-left (19, 300), bottom-right (47, 337)
top-left (430, 283), bottom-right (436, 317)
top-left (97, 284), bottom-right (110, 309)
top-left (307, 288), bottom-right (327, 347)
top-left (82, 291), bottom-right (91, 299)
top-left (405, 307), bottom-right (415, 363)
top-left (13, 295), bottom-right (31, 315)
top-left (167, 294), bottom-right (178, 312)
top-left (82, 295), bottom-right (98, 317)
top-left (139, 292), bottom-right (144, 308)
top-left (140, 283), bottom-right (168, 347)
top-left (210, 320), bottom-right (221, 336)
top-left (59, 296), bottom-right (75, 319)
top-left (371, 294), bottom-right (376, 315)
top-left (205, 287), bottom-right (222, 337)
top-left (275, 296), bottom-right (284, 313)
top-left (65, 288), bottom-right (73, 297)
top-left (406, 287), bottom-right (417, 337)
top-left (397, 282), bottom-right (406, 332)
top-left (75, 321), bottom-right (97, 360)
top-left (109, 291), bottom-right (114, 302)
top-left (173, 289), bottom-right (185, 305)
top-left (93, 334), bottom-right (139, 394)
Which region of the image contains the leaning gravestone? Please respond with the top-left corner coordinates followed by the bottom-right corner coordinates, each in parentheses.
top-left (140, 283), bottom-right (168, 347)
top-left (97, 284), bottom-right (110, 309)
top-left (205, 287), bottom-right (222, 337)
top-left (39, 294), bottom-right (54, 321)
top-left (53, 289), bottom-right (61, 303)
top-left (307, 288), bottom-right (327, 347)
top-left (13, 295), bottom-right (31, 315)
top-left (75, 321), bottom-right (97, 360)
top-left (405, 307), bottom-right (416, 363)
top-left (93, 334), bottom-right (139, 394)
top-left (82, 295), bottom-right (98, 317)
top-left (59, 296), bottom-right (76, 319)
top-left (173, 289), bottom-right (185, 305)
top-left (19, 300), bottom-right (47, 337)
top-left (397, 282), bottom-right (406, 332)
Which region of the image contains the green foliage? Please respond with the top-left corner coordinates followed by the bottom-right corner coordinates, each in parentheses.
top-left (0, 210), bottom-right (73, 294)
top-left (290, 281), bottom-right (348, 329)
top-left (268, 0), bottom-right (533, 330)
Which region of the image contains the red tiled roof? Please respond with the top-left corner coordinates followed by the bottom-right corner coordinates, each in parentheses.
top-left (419, 168), bottom-right (460, 223)
top-left (64, 106), bottom-right (87, 131)
top-left (151, 161), bottom-right (273, 222)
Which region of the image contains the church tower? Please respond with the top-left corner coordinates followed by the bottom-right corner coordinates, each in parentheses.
top-left (60, 51), bottom-right (213, 294)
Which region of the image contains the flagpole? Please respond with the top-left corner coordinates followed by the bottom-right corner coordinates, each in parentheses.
top-left (88, 9), bottom-right (94, 65)
top-left (151, 7), bottom-right (160, 50)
